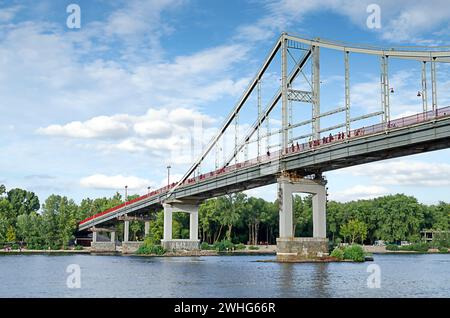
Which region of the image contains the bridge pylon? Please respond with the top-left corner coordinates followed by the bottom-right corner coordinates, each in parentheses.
top-left (161, 200), bottom-right (201, 251)
top-left (276, 172), bottom-right (328, 261)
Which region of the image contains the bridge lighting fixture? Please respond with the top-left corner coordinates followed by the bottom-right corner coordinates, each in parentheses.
top-left (390, 87), bottom-right (395, 93)
top-left (417, 91), bottom-right (422, 97)
top-left (167, 165), bottom-right (171, 186)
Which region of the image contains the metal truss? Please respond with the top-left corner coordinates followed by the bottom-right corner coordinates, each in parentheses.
top-left (167, 33), bottom-right (450, 198)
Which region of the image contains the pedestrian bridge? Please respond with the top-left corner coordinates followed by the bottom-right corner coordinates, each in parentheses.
top-left (77, 33), bottom-right (450, 260)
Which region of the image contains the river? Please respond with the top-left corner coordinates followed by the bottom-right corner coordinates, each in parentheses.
top-left (0, 253), bottom-right (449, 297)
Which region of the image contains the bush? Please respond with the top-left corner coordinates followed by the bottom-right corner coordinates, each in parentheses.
top-left (136, 237), bottom-right (166, 255)
top-left (399, 243), bottom-right (429, 252)
top-left (433, 232), bottom-right (450, 248)
top-left (213, 240), bottom-right (234, 252)
top-left (235, 243), bottom-right (246, 250)
top-left (74, 245), bottom-right (83, 251)
top-left (200, 242), bottom-right (210, 250)
top-left (136, 244), bottom-right (165, 255)
top-left (438, 247), bottom-right (449, 254)
top-left (343, 245), bottom-right (365, 262)
top-left (386, 244), bottom-right (399, 251)
top-left (248, 245), bottom-right (259, 250)
top-left (330, 247), bottom-right (344, 260)
top-left (28, 244), bottom-right (44, 250)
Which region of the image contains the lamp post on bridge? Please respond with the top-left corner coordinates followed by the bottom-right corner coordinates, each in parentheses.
top-left (167, 165), bottom-right (171, 187)
top-left (147, 186), bottom-right (151, 195)
top-left (124, 185), bottom-right (128, 202)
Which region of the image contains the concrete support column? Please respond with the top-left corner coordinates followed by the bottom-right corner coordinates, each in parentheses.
top-left (92, 231), bottom-right (97, 243)
top-left (278, 180), bottom-right (294, 238)
top-left (276, 174), bottom-right (328, 261)
top-left (312, 188), bottom-right (327, 238)
top-left (162, 202), bottom-right (200, 251)
top-left (144, 221), bottom-right (150, 237)
top-left (190, 209), bottom-right (199, 241)
top-left (124, 220), bottom-right (129, 242)
top-left (111, 231), bottom-right (115, 243)
top-left (277, 175), bottom-right (327, 239)
top-left (163, 204), bottom-right (173, 241)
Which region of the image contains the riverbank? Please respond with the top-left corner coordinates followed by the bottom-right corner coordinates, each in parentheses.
top-left (363, 245), bottom-right (450, 254)
top-left (136, 244), bottom-right (277, 257)
top-left (0, 249), bottom-right (90, 254)
top-left (0, 245), bottom-right (277, 256)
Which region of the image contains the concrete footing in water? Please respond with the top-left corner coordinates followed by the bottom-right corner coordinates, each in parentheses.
top-left (91, 242), bottom-right (116, 253)
top-left (161, 239), bottom-right (200, 251)
top-left (122, 242), bottom-right (143, 254)
top-left (276, 237), bottom-right (329, 262)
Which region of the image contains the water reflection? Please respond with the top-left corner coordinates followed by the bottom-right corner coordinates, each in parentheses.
top-left (311, 263), bottom-right (330, 297)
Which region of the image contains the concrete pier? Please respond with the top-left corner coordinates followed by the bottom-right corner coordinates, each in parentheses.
top-left (90, 227), bottom-right (116, 253)
top-left (161, 201), bottom-right (200, 251)
top-left (276, 174), bottom-right (328, 261)
top-left (116, 215), bottom-right (153, 254)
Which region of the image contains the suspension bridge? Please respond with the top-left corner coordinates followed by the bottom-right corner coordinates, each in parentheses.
top-left (77, 33), bottom-right (450, 260)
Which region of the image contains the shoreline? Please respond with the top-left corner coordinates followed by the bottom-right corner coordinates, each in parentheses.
top-left (1, 246), bottom-right (447, 256)
top-left (0, 249), bottom-right (90, 254)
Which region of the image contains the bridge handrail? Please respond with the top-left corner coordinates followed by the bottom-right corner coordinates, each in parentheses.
top-left (79, 106), bottom-right (450, 227)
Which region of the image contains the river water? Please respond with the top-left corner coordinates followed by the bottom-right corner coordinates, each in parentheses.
top-left (0, 253), bottom-right (449, 297)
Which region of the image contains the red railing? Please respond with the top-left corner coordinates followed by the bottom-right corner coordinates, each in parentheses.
top-left (79, 106), bottom-right (450, 226)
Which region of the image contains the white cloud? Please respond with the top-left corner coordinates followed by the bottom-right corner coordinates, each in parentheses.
top-left (37, 107), bottom-right (217, 140)
top-left (38, 106), bottom-right (223, 167)
top-left (37, 114), bottom-right (133, 139)
top-left (80, 174), bottom-right (151, 190)
top-left (235, 0), bottom-right (450, 44)
top-left (0, 5), bottom-right (22, 22)
top-left (347, 161), bottom-right (450, 187)
top-left (330, 184), bottom-right (388, 202)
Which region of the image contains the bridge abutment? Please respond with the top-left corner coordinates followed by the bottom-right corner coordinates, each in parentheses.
top-left (277, 174), bottom-right (328, 262)
top-left (161, 202), bottom-right (200, 251)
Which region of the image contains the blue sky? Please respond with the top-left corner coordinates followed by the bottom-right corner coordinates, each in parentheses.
top-left (1, 0), bottom-right (450, 206)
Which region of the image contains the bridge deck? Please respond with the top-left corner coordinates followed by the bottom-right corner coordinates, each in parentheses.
top-left (78, 107), bottom-right (450, 231)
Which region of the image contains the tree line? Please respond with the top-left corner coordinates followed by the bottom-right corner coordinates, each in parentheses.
top-left (0, 184), bottom-right (448, 249)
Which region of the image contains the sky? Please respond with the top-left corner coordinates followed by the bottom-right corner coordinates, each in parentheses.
top-left (1, 0), bottom-right (450, 206)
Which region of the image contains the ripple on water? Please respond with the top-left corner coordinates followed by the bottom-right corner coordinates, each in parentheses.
top-left (0, 254), bottom-right (449, 297)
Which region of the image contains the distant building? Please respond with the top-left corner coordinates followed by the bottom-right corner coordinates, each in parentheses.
top-left (421, 230), bottom-right (450, 242)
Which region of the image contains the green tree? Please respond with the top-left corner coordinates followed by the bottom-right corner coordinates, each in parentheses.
top-left (41, 195), bottom-right (78, 248)
top-left (293, 195), bottom-right (313, 237)
top-left (199, 199), bottom-right (217, 243)
top-left (217, 193), bottom-right (246, 241)
top-left (260, 201), bottom-right (278, 244)
top-left (130, 221), bottom-right (142, 240)
top-left (244, 197), bottom-right (265, 245)
top-left (7, 188), bottom-right (40, 218)
top-left (340, 219), bottom-right (368, 244)
top-left (373, 194), bottom-right (424, 242)
top-left (6, 225), bottom-right (16, 242)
